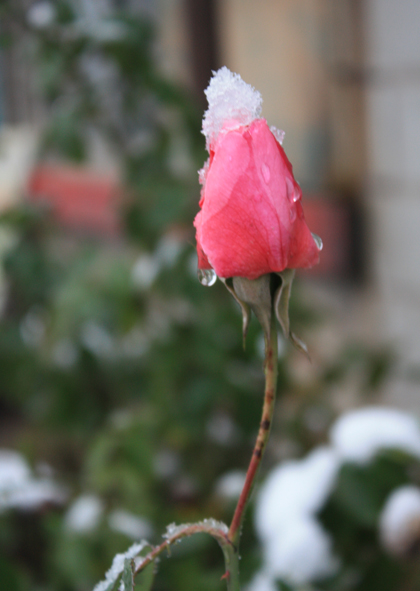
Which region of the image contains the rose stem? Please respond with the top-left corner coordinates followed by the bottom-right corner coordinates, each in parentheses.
top-left (228, 315), bottom-right (278, 548)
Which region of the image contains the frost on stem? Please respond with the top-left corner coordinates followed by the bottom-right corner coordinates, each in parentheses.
top-left (163, 518), bottom-right (229, 541)
top-left (93, 541), bottom-right (149, 591)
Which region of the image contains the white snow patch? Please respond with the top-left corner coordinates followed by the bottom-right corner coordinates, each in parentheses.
top-left (108, 510), bottom-right (153, 540)
top-left (132, 254), bottom-right (159, 291)
top-left (264, 516), bottom-right (338, 585)
top-left (0, 450), bottom-right (30, 488)
top-left (27, 1), bottom-right (56, 28)
top-left (380, 485), bottom-right (420, 555)
top-left (153, 449), bottom-right (180, 479)
top-left (2, 479), bottom-right (66, 511)
top-left (0, 449), bottom-right (66, 512)
top-left (81, 322), bottom-right (114, 357)
top-left (331, 407), bottom-right (420, 464)
top-left (255, 446), bottom-right (340, 542)
top-left (202, 67), bottom-right (262, 150)
top-left (245, 571), bottom-right (279, 591)
top-left (206, 411), bottom-right (237, 445)
top-left (65, 494), bottom-right (104, 533)
top-left (215, 470), bottom-right (246, 500)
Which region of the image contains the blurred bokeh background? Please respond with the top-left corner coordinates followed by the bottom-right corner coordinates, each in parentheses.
top-left (0, 1), bottom-right (420, 590)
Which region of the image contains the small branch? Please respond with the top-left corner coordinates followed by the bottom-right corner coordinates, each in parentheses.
top-left (228, 317), bottom-right (278, 547)
top-left (133, 520), bottom-right (234, 578)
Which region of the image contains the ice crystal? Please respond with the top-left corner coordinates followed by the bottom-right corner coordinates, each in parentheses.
top-left (163, 518), bottom-right (228, 541)
top-left (270, 126), bottom-right (285, 145)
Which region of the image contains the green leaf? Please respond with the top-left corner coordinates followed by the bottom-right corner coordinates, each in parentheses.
top-left (122, 558), bottom-right (134, 591)
top-left (135, 562), bottom-right (155, 591)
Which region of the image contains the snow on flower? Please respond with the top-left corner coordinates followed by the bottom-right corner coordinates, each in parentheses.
top-left (255, 446), bottom-right (340, 542)
top-left (380, 485), bottom-right (420, 556)
top-left (331, 407), bottom-right (420, 464)
top-left (202, 66), bottom-right (262, 151)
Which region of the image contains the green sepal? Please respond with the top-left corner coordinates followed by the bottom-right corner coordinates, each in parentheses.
top-left (232, 275), bottom-right (272, 345)
top-left (290, 332), bottom-right (310, 361)
top-left (223, 270), bottom-right (310, 358)
top-left (274, 269), bottom-right (310, 359)
top-left (221, 278), bottom-right (252, 348)
top-left (273, 269), bottom-right (295, 337)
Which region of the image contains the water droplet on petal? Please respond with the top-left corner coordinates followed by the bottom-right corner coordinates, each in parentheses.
top-left (289, 208), bottom-right (296, 222)
top-left (261, 163), bottom-right (271, 183)
top-left (197, 268), bottom-right (217, 286)
top-left (311, 233), bottom-right (323, 251)
top-left (286, 177), bottom-right (299, 203)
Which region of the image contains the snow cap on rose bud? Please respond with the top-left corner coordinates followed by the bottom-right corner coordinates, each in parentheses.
top-left (194, 68), bottom-right (321, 349)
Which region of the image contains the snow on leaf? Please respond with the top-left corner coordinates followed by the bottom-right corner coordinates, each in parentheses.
top-left (331, 407), bottom-right (420, 464)
top-left (93, 541), bottom-right (149, 591)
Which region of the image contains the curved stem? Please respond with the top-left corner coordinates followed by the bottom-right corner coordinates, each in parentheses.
top-left (133, 319), bottom-right (278, 591)
top-left (228, 318), bottom-right (278, 548)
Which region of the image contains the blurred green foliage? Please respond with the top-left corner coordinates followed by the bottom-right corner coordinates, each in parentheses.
top-left (0, 3), bottom-right (400, 591)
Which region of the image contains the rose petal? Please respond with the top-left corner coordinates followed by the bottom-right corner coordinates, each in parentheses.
top-left (195, 119), bottom-right (319, 279)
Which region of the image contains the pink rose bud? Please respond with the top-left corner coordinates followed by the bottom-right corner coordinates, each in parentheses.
top-left (194, 68), bottom-right (320, 281)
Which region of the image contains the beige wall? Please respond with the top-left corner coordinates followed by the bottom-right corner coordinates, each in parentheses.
top-left (363, 0), bottom-right (420, 409)
top-left (217, 0), bottom-right (366, 193)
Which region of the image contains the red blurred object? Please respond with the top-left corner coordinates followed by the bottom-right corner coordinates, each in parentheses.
top-left (27, 164), bottom-right (122, 237)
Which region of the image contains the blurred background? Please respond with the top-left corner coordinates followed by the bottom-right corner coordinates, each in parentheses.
top-left (0, 1), bottom-right (420, 590)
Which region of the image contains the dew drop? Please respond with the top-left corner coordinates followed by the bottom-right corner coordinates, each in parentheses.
top-left (311, 233), bottom-right (323, 251)
top-left (286, 177), bottom-right (299, 203)
top-left (197, 268), bottom-right (217, 286)
top-left (289, 208), bottom-right (296, 222)
top-left (261, 163), bottom-right (271, 183)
